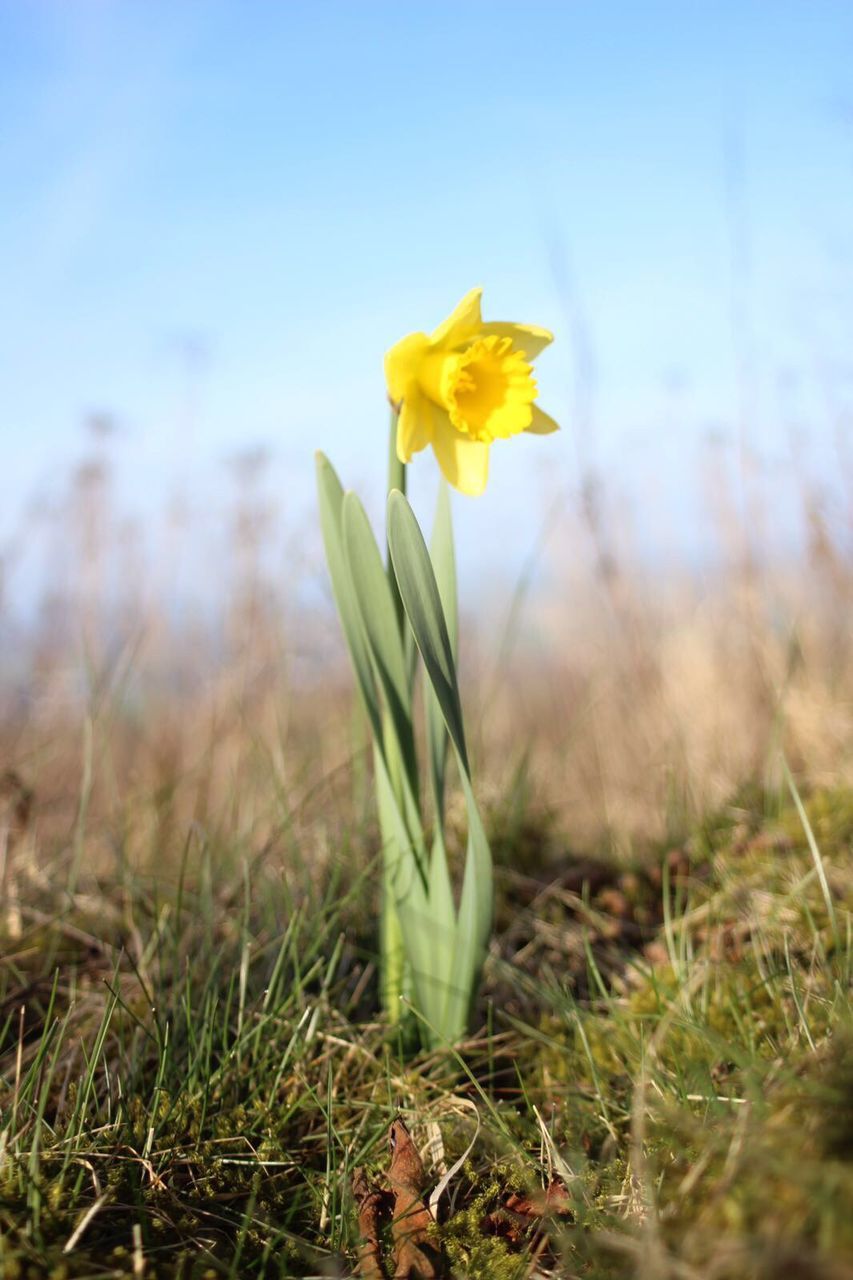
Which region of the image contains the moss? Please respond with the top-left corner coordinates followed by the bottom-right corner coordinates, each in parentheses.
top-left (643, 1043), bottom-right (853, 1275)
top-left (816, 1027), bottom-right (853, 1162)
top-left (780, 786), bottom-right (853, 854)
top-left (433, 1169), bottom-right (542, 1280)
top-left (3, 783), bottom-right (852, 1277)
top-left (440, 1216), bottom-right (529, 1280)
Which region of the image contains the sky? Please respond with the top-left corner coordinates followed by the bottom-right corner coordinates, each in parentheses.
top-left (1, 0), bottom-right (851, 601)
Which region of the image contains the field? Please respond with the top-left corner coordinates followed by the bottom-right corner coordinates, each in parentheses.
top-left (1, 440), bottom-right (852, 1278)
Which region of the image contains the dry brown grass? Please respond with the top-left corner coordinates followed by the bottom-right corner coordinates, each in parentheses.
top-left (1, 428), bottom-right (851, 890)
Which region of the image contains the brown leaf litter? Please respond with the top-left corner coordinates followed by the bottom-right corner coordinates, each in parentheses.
top-left (352, 1118), bottom-right (571, 1279)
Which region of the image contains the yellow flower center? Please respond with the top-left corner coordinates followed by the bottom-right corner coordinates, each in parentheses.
top-left (419, 336), bottom-right (537, 443)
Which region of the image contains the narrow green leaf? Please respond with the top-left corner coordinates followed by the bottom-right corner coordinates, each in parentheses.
top-left (388, 488), bottom-right (493, 1040)
top-left (315, 453), bottom-right (382, 741)
top-left (318, 454), bottom-right (429, 1024)
top-left (387, 490), bottom-right (468, 774)
top-left (319, 465), bottom-right (488, 1048)
top-left (425, 481), bottom-right (457, 822)
top-left (425, 827), bottom-right (457, 1030)
top-left (386, 407), bottom-right (407, 640)
top-left (373, 745), bottom-right (427, 1022)
top-left (431, 480), bottom-right (458, 658)
top-left (453, 773), bottom-right (493, 1027)
top-left (343, 492), bottom-right (418, 795)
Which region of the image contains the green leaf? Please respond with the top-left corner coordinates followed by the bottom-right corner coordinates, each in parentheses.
top-left (315, 453), bottom-right (382, 741)
top-left (425, 481), bottom-right (457, 822)
top-left (387, 490), bottom-right (468, 774)
top-left (373, 745), bottom-right (437, 1028)
top-left (431, 480), bottom-right (458, 658)
top-left (317, 454), bottom-right (430, 1026)
top-left (341, 491), bottom-right (427, 890)
top-left (425, 826), bottom-right (456, 1025)
top-left (319, 462), bottom-right (488, 1048)
top-left (388, 488), bottom-right (493, 1041)
top-left (342, 492), bottom-right (418, 798)
top-left (451, 773), bottom-right (493, 1034)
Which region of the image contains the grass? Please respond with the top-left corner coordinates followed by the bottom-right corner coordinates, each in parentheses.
top-left (2, 774), bottom-right (851, 1278)
top-left (1, 426), bottom-right (851, 1275)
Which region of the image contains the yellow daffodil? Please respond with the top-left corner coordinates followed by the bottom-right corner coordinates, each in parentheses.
top-left (384, 287), bottom-right (558, 496)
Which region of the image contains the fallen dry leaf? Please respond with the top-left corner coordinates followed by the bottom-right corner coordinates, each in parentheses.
top-left (353, 1166), bottom-right (392, 1280)
top-left (353, 1119), bottom-right (569, 1277)
top-left (387, 1118), bottom-right (443, 1279)
top-left (482, 1178), bottom-right (572, 1246)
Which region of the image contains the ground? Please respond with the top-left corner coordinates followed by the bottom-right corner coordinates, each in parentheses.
top-left (2, 776), bottom-right (851, 1278)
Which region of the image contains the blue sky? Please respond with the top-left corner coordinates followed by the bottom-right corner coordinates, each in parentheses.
top-left (1, 1), bottom-right (851, 592)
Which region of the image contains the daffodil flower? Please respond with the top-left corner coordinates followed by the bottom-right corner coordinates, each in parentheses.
top-left (384, 287), bottom-right (559, 496)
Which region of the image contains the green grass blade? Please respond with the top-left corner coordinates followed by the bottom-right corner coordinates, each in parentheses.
top-left (782, 756), bottom-right (841, 953)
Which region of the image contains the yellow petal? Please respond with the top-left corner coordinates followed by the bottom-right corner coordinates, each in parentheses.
top-left (384, 331), bottom-right (429, 403)
top-left (479, 321), bottom-right (553, 360)
top-left (526, 404), bottom-right (560, 435)
top-left (431, 413), bottom-right (490, 496)
top-left (396, 389), bottom-right (433, 462)
top-left (429, 287), bottom-right (483, 349)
